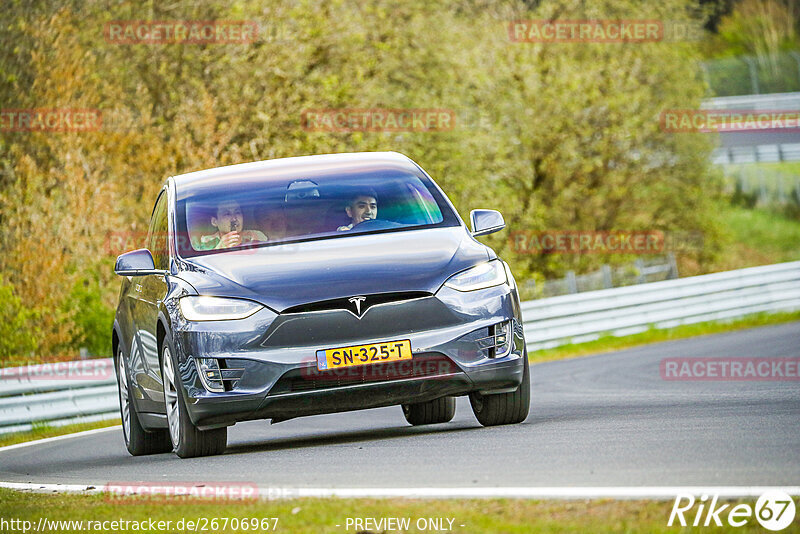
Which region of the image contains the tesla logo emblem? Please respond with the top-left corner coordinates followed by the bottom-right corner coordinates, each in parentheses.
top-left (348, 296), bottom-right (367, 317)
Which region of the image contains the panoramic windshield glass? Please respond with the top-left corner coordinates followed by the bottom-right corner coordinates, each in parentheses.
top-left (175, 169), bottom-right (458, 257)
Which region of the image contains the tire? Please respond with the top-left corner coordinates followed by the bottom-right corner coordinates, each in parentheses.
top-left (116, 347), bottom-right (171, 456)
top-left (402, 396), bottom-right (456, 425)
top-left (469, 357), bottom-right (530, 426)
top-left (161, 336), bottom-right (227, 458)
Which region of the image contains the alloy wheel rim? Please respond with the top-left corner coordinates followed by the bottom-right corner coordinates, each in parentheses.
top-left (118, 352), bottom-right (130, 443)
top-left (162, 347), bottom-right (180, 448)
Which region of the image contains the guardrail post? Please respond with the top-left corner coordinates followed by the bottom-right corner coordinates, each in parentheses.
top-left (699, 62), bottom-right (711, 94)
top-left (742, 56), bottom-right (760, 94)
top-left (791, 52), bottom-right (800, 89)
top-left (566, 270), bottom-right (578, 294)
top-left (634, 259), bottom-right (646, 284)
top-left (667, 253), bottom-right (679, 279)
top-left (602, 264), bottom-right (613, 289)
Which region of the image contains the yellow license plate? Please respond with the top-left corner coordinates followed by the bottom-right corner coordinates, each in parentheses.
top-left (316, 339), bottom-right (412, 371)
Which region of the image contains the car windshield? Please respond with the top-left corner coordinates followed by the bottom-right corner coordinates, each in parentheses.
top-left (175, 169), bottom-right (459, 257)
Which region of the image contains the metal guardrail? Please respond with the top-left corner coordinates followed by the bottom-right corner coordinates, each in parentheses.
top-left (702, 92), bottom-right (800, 111)
top-left (0, 360), bottom-right (118, 435)
top-left (712, 143), bottom-right (800, 165)
top-left (522, 261), bottom-right (800, 351)
top-left (1, 261), bottom-right (799, 434)
top-left (519, 255), bottom-right (679, 300)
top-left (704, 92), bottom-right (800, 164)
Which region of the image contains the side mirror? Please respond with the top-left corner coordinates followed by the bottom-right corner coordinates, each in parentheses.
top-left (115, 249), bottom-right (160, 276)
top-left (470, 209), bottom-right (505, 237)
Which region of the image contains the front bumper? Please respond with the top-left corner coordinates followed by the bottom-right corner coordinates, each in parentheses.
top-left (170, 283), bottom-right (527, 429)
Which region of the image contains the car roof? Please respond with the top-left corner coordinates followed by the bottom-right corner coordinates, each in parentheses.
top-left (170, 152), bottom-right (422, 197)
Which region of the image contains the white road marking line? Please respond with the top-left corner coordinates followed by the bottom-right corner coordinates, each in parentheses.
top-left (0, 482), bottom-right (103, 493)
top-left (0, 482), bottom-right (797, 500)
top-left (0, 425), bottom-right (120, 453)
top-left (288, 486), bottom-right (800, 499)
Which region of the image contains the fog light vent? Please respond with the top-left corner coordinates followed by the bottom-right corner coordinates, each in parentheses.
top-left (194, 358), bottom-right (245, 392)
top-left (196, 358), bottom-right (224, 392)
top-left (477, 321), bottom-right (512, 358)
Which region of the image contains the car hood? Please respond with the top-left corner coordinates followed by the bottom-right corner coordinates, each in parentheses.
top-left (176, 226), bottom-right (491, 311)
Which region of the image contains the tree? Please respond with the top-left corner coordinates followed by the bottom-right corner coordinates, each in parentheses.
top-left (0, 0), bottom-right (722, 360)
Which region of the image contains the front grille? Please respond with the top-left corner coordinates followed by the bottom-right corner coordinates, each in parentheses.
top-left (281, 291), bottom-right (430, 315)
top-left (268, 353), bottom-right (459, 395)
top-left (260, 294), bottom-right (458, 348)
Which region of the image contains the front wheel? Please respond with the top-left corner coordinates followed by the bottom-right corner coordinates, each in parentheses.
top-left (469, 357), bottom-right (530, 426)
top-left (161, 337), bottom-right (227, 458)
top-left (116, 348), bottom-right (171, 456)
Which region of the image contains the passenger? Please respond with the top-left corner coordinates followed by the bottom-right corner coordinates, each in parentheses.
top-left (337, 191), bottom-right (378, 231)
top-left (197, 200), bottom-right (268, 250)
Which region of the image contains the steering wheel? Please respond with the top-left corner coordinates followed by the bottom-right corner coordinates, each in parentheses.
top-left (352, 219), bottom-right (403, 231)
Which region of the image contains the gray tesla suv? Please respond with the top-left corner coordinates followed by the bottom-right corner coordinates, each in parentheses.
top-left (113, 152), bottom-right (530, 458)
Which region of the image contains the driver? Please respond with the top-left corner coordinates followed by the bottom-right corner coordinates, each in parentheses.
top-left (197, 200), bottom-right (268, 250)
top-left (337, 190), bottom-right (378, 232)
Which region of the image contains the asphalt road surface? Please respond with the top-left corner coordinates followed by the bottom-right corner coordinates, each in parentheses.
top-left (2, 322), bottom-right (798, 489)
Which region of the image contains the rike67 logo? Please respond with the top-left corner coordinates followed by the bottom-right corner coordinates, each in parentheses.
top-left (669, 491), bottom-right (796, 531)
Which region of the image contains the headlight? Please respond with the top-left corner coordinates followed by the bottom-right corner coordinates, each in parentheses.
top-left (443, 260), bottom-right (508, 292)
top-left (502, 260), bottom-right (517, 290)
top-left (179, 296), bottom-right (263, 321)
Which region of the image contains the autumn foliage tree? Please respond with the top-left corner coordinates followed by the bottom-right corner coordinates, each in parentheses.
top-left (0, 0), bottom-right (720, 362)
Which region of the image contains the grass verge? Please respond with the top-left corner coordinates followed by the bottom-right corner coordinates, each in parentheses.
top-left (0, 489), bottom-right (774, 533)
top-left (714, 205), bottom-right (800, 270)
top-left (723, 161), bottom-right (800, 176)
top-left (0, 418), bottom-right (120, 449)
top-left (529, 311), bottom-right (800, 363)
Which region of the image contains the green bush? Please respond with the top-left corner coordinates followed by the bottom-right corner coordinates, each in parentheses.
top-left (785, 184), bottom-right (800, 220)
top-left (66, 278), bottom-right (114, 357)
top-left (0, 276), bottom-right (39, 365)
top-left (730, 178), bottom-right (760, 208)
